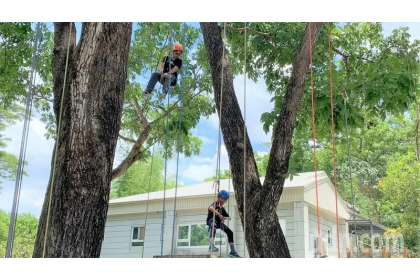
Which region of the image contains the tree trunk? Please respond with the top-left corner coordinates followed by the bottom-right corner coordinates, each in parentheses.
top-left (33, 22), bottom-right (132, 258)
top-left (200, 22), bottom-right (322, 257)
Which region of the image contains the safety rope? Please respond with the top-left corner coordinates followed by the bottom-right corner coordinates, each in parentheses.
top-left (327, 23), bottom-right (341, 258)
top-left (160, 22), bottom-right (173, 257)
top-left (210, 22), bottom-right (227, 257)
top-left (308, 22), bottom-right (322, 258)
top-left (242, 22), bottom-right (247, 258)
top-left (170, 22), bottom-right (187, 258)
top-left (141, 143), bottom-right (155, 258)
top-left (5, 22), bottom-right (42, 258)
top-left (42, 22), bottom-right (73, 258)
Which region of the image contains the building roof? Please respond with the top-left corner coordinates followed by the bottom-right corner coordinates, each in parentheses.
top-left (109, 171), bottom-right (330, 205)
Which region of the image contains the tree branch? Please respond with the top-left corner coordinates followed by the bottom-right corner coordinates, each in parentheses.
top-left (112, 124), bottom-right (152, 180)
top-left (263, 23), bottom-right (323, 205)
top-left (225, 23), bottom-right (273, 39)
top-left (131, 97), bottom-right (149, 128)
top-left (33, 92), bottom-right (53, 103)
top-left (333, 48), bottom-right (351, 77)
top-left (118, 134), bottom-right (137, 144)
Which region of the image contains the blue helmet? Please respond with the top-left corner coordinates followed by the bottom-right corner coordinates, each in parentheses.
top-left (218, 190), bottom-right (229, 199)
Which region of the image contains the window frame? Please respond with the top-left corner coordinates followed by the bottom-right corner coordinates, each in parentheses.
top-left (176, 223), bottom-right (226, 248)
top-left (131, 226), bottom-right (145, 247)
top-left (327, 229), bottom-right (332, 246)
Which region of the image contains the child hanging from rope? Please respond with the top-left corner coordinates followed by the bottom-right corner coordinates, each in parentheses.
top-left (142, 43), bottom-right (183, 99)
top-left (207, 190), bottom-right (242, 258)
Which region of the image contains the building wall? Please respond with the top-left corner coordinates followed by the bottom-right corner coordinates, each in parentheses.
top-left (234, 202), bottom-right (295, 258)
top-left (308, 207), bottom-right (347, 258)
top-left (100, 212), bottom-right (162, 258)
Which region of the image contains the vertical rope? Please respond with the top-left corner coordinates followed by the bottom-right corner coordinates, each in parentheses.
top-left (170, 22), bottom-right (187, 258)
top-left (160, 22), bottom-right (173, 257)
top-left (42, 22), bottom-right (73, 258)
top-left (242, 22), bottom-right (247, 258)
top-left (210, 22), bottom-right (227, 255)
top-left (141, 144), bottom-right (155, 258)
top-left (5, 22), bottom-right (42, 258)
top-left (343, 91), bottom-right (357, 256)
top-left (308, 22), bottom-right (322, 258)
top-left (327, 23), bottom-right (341, 258)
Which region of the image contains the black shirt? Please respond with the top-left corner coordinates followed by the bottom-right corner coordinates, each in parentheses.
top-left (206, 201), bottom-right (230, 225)
top-left (161, 56), bottom-right (183, 79)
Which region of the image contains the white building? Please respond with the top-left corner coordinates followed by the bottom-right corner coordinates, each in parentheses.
top-left (100, 171), bottom-right (353, 258)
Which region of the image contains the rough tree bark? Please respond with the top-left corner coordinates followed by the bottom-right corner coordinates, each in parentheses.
top-left (33, 22), bottom-right (132, 257)
top-left (200, 22), bottom-right (323, 257)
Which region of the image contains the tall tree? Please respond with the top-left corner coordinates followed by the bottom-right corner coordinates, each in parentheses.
top-left (33, 23), bottom-right (132, 258)
top-left (111, 23), bottom-right (214, 180)
top-left (26, 23), bottom-right (214, 182)
top-left (200, 22), bottom-right (323, 258)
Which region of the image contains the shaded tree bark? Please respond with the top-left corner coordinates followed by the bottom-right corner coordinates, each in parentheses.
top-left (200, 22), bottom-right (322, 257)
top-left (33, 22), bottom-right (132, 257)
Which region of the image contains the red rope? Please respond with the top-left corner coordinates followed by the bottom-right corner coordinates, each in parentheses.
top-left (308, 22), bottom-right (322, 258)
top-left (327, 23), bottom-right (341, 258)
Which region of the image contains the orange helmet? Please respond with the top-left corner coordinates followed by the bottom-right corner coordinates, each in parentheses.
top-left (173, 43), bottom-right (183, 52)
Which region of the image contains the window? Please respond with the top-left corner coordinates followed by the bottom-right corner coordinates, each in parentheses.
top-left (310, 233), bottom-right (318, 252)
top-left (327, 229), bottom-right (332, 246)
top-left (177, 224), bottom-right (225, 247)
top-left (131, 226), bottom-right (145, 247)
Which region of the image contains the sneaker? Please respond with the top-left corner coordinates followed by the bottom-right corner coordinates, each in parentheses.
top-left (143, 92), bottom-right (151, 98)
top-left (228, 251), bottom-right (242, 258)
top-left (209, 245), bottom-right (219, 252)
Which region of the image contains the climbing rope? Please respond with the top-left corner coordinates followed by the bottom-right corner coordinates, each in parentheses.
top-left (160, 22), bottom-right (173, 257)
top-left (5, 22), bottom-right (42, 258)
top-left (210, 22), bottom-right (227, 257)
top-left (141, 143), bottom-right (155, 258)
top-left (242, 22), bottom-right (247, 258)
top-left (170, 22), bottom-right (187, 258)
top-left (327, 23), bottom-right (341, 258)
top-left (308, 22), bottom-right (322, 258)
top-left (42, 22), bottom-right (73, 258)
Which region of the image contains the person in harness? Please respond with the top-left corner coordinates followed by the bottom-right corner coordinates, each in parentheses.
top-left (142, 43), bottom-right (183, 99)
top-left (207, 190), bottom-right (242, 258)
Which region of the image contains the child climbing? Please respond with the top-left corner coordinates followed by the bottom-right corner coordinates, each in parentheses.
top-left (142, 43), bottom-right (183, 99)
top-left (207, 190), bottom-right (242, 258)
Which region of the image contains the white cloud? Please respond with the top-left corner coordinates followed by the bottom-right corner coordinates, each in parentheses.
top-left (180, 145), bottom-right (228, 183)
top-left (4, 117), bottom-right (54, 158)
top-left (204, 77), bottom-right (273, 147)
top-left (1, 114), bottom-right (53, 217)
top-left (198, 136), bottom-right (211, 143)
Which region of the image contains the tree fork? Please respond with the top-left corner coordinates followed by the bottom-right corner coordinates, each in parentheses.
top-left (33, 22), bottom-right (132, 258)
top-left (200, 22), bottom-right (322, 257)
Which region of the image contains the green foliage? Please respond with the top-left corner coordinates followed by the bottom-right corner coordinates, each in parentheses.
top-left (117, 22), bottom-right (215, 175)
top-left (0, 105), bottom-right (27, 190)
top-left (225, 22), bottom-right (419, 140)
top-left (381, 152), bottom-right (420, 226)
top-left (0, 22), bottom-right (34, 107)
top-left (111, 149), bottom-right (180, 198)
top-left (0, 210), bottom-right (39, 258)
top-left (204, 169), bottom-right (232, 182)
top-left (203, 152), bottom-right (269, 182)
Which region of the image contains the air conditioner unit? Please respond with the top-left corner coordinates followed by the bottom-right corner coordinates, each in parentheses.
top-left (321, 238), bottom-right (329, 257)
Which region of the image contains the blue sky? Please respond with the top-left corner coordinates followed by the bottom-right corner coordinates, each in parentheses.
top-left (0, 22), bottom-right (419, 218)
